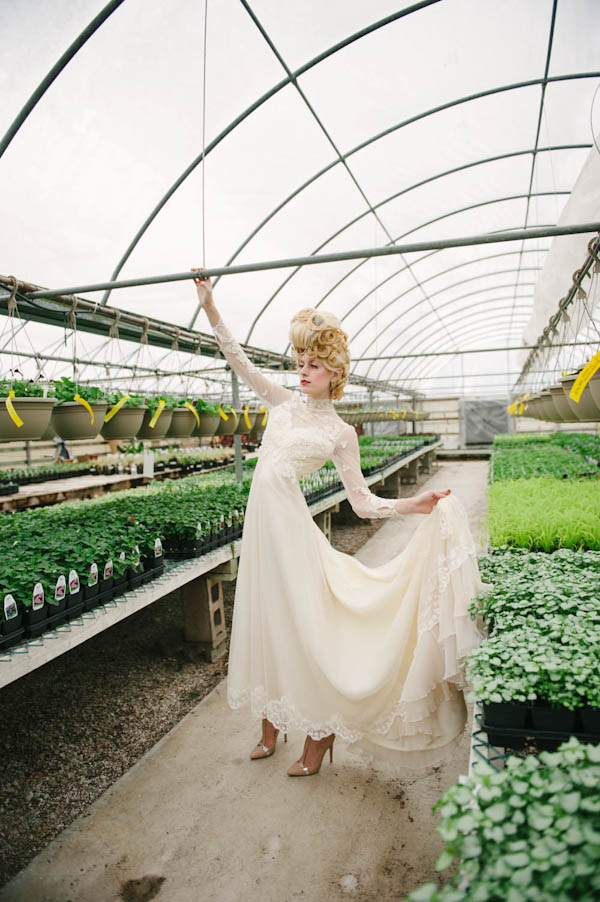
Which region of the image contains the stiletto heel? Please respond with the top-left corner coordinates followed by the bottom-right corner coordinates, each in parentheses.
top-left (250, 718), bottom-right (285, 760)
top-left (287, 734), bottom-right (335, 776)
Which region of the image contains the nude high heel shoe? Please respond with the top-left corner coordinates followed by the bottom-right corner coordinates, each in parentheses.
top-left (287, 734), bottom-right (335, 776)
top-left (249, 718), bottom-right (287, 759)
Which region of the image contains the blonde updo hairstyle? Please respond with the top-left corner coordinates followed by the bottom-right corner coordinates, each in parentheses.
top-left (289, 308), bottom-right (350, 401)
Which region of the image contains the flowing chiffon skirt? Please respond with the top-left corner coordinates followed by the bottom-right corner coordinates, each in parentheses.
top-left (227, 460), bottom-right (484, 770)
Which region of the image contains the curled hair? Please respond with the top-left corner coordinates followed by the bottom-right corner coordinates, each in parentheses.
top-left (289, 308), bottom-right (350, 400)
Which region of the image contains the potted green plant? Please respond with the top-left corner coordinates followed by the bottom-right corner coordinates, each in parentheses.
top-left (50, 377), bottom-right (107, 440)
top-left (214, 404), bottom-right (239, 436)
top-left (192, 398), bottom-right (221, 436)
top-left (0, 378), bottom-right (57, 441)
top-left (101, 391), bottom-right (147, 440)
top-left (136, 396), bottom-right (175, 440)
top-left (166, 398), bottom-right (199, 438)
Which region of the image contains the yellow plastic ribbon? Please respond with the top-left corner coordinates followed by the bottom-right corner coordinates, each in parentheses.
top-left (260, 406), bottom-right (268, 426)
top-left (387, 409), bottom-right (399, 419)
top-left (148, 399), bottom-right (166, 428)
top-left (243, 405), bottom-right (251, 430)
top-left (184, 401), bottom-right (200, 427)
top-left (74, 393), bottom-right (94, 424)
top-left (401, 409), bottom-right (407, 419)
top-left (104, 394), bottom-right (130, 422)
top-left (5, 390), bottom-right (23, 428)
top-left (217, 403), bottom-right (229, 421)
top-left (508, 399), bottom-right (519, 414)
top-left (569, 351), bottom-right (600, 403)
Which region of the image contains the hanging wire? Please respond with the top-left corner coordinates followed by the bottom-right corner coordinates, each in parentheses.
top-left (590, 79), bottom-right (600, 157)
top-left (201, 0), bottom-right (209, 267)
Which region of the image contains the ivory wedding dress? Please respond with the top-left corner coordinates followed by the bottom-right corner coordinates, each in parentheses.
top-left (212, 315), bottom-right (484, 770)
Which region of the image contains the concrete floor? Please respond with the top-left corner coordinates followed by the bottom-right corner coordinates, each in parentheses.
top-left (0, 462), bottom-right (489, 902)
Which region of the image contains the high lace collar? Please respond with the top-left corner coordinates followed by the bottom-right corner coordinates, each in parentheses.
top-left (304, 394), bottom-right (334, 411)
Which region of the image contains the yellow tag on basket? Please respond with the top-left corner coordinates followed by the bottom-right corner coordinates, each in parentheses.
top-left (569, 351), bottom-right (600, 403)
top-left (184, 401), bottom-right (200, 427)
top-left (508, 400), bottom-right (518, 414)
top-left (217, 404), bottom-right (229, 421)
top-left (148, 399), bottom-right (166, 428)
top-left (260, 406), bottom-right (268, 426)
top-left (401, 409), bottom-right (407, 419)
top-left (243, 405), bottom-right (251, 430)
top-left (5, 390), bottom-right (23, 428)
top-left (74, 393), bottom-right (94, 424)
top-left (104, 395), bottom-right (130, 422)
top-left (387, 409), bottom-right (399, 419)
top-left (518, 402), bottom-right (524, 415)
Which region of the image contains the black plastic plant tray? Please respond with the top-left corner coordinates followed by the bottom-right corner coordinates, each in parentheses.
top-left (481, 718), bottom-right (600, 752)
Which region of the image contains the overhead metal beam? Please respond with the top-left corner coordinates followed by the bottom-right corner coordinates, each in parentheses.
top-left (101, 0), bottom-right (441, 306)
top-left (26, 223), bottom-right (600, 300)
top-left (353, 340), bottom-right (594, 359)
top-left (0, 0), bottom-right (126, 159)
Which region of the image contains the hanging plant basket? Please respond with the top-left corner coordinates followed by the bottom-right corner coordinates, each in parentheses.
top-left (0, 396), bottom-right (57, 442)
top-left (234, 411), bottom-right (257, 435)
top-left (254, 410), bottom-right (268, 433)
top-left (192, 413), bottom-right (221, 437)
top-left (101, 406), bottom-right (146, 441)
top-left (165, 407), bottom-right (197, 438)
top-left (40, 419), bottom-right (56, 440)
top-left (136, 407), bottom-right (174, 439)
top-left (51, 401), bottom-right (108, 440)
top-left (589, 370), bottom-right (600, 409)
top-left (560, 373), bottom-right (600, 422)
top-left (548, 383), bottom-right (580, 423)
top-left (214, 408), bottom-right (239, 436)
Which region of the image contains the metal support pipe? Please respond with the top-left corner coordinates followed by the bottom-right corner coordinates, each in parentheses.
top-left (231, 371), bottom-right (243, 484)
top-left (0, 0), bottom-right (126, 159)
top-left (26, 223), bottom-right (600, 300)
top-left (355, 340), bottom-right (596, 359)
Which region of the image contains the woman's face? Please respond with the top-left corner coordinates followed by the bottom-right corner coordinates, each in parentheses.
top-left (298, 353), bottom-right (339, 399)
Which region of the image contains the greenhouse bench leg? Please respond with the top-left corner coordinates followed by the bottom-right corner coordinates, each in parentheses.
top-left (313, 509), bottom-right (332, 542)
top-left (182, 575), bottom-right (228, 662)
top-left (400, 458), bottom-right (419, 484)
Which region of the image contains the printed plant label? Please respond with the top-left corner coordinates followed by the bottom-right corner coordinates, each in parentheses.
top-left (32, 582), bottom-right (44, 610)
top-left (55, 574), bottom-right (66, 602)
top-left (104, 560), bottom-right (114, 580)
top-left (4, 594), bottom-right (17, 620)
top-left (69, 570), bottom-right (80, 594)
top-left (89, 563), bottom-right (98, 586)
top-left (154, 538), bottom-right (163, 558)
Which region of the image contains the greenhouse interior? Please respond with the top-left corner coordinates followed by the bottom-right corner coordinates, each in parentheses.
top-left (1, 0), bottom-right (599, 900)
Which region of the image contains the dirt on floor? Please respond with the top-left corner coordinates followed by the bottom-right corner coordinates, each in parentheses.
top-left (0, 514), bottom-right (387, 889)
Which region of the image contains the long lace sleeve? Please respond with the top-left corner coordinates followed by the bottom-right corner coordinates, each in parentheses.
top-left (211, 316), bottom-right (293, 408)
top-left (332, 425), bottom-right (403, 519)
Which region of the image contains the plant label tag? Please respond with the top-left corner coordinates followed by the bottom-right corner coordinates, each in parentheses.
top-left (134, 544), bottom-right (141, 565)
top-left (104, 559), bottom-right (113, 580)
top-left (69, 570), bottom-right (80, 594)
top-left (131, 463), bottom-right (137, 475)
top-left (32, 582), bottom-right (44, 610)
top-left (4, 594), bottom-right (17, 620)
top-left (154, 538), bottom-right (162, 558)
top-left (143, 449), bottom-right (154, 478)
top-left (89, 563), bottom-right (98, 586)
top-left (55, 574), bottom-right (66, 602)
top-left (119, 551), bottom-right (126, 562)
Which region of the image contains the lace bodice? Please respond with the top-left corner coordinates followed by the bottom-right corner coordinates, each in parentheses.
top-left (212, 316), bottom-right (402, 519)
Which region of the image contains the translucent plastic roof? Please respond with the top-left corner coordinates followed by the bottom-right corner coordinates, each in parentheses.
top-left (1, 0), bottom-right (599, 399)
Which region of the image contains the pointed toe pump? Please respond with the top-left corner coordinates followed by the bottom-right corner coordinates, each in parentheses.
top-left (249, 718), bottom-right (287, 760)
top-left (287, 734), bottom-right (335, 776)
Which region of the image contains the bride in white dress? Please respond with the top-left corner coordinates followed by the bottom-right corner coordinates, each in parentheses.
top-left (193, 275), bottom-right (484, 776)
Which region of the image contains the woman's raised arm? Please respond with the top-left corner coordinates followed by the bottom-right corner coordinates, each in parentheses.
top-left (192, 274), bottom-right (292, 408)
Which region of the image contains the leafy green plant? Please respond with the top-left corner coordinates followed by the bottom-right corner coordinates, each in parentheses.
top-left (487, 478), bottom-right (600, 551)
top-left (466, 616), bottom-right (600, 709)
top-left (405, 738), bottom-right (600, 902)
top-left (196, 398), bottom-right (220, 414)
top-left (52, 377), bottom-right (105, 403)
top-left (0, 378), bottom-right (45, 398)
top-left (105, 390), bottom-right (145, 408)
top-left (490, 445), bottom-right (596, 482)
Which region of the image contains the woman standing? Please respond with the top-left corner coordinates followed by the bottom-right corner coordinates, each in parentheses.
top-left (193, 275), bottom-right (483, 776)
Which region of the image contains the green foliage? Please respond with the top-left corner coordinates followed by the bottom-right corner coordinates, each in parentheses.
top-left (490, 445), bottom-right (597, 482)
top-left (52, 377), bottom-right (105, 403)
top-left (0, 378), bottom-right (45, 398)
top-left (105, 390), bottom-right (145, 408)
top-left (466, 616), bottom-right (600, 708)
top-left (487, 478), bottom-right (600, 551)
top-left (195, 398), bottom-right (221, 414)
top-left (404, 738), bottom-right (600, 902)
top-left (471, 548), bottom-right (600, 631)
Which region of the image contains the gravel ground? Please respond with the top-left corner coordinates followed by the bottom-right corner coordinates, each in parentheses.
top-left (0, 514), bottom-right (386, 889)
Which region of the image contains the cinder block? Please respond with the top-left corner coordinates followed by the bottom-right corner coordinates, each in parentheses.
top-left (182, 575), bottom-right (228, 662)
